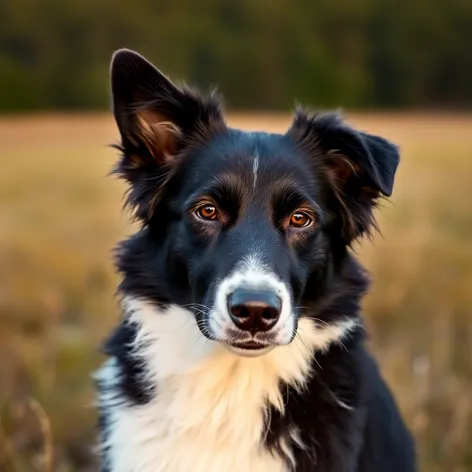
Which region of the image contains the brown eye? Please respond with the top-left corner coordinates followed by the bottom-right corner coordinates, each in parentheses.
top-left (290, 212), bottom-right (312, 228)
top-left (195, 204), bottom-right (218, 221)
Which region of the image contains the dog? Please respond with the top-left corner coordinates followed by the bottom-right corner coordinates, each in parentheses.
top-left (95, 49), bottom-right (416, 472)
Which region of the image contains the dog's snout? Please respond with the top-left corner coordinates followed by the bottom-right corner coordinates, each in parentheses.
top-left (227, 288), bottom-right (281, 334)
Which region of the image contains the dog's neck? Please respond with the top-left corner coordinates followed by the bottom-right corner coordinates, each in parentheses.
top-left (97, 297), bottom-right (359, 472)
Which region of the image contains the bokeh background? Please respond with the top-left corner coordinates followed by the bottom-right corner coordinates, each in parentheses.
top-left (1, 1), bottom-right (472, 471)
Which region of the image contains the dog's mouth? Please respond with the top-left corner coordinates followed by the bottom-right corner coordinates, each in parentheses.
top-left (229, 340), bottom-right (269, 350)
top-left (223, 340), bottom-right (276, 357)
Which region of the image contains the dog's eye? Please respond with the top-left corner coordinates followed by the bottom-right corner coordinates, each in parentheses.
top-left (195, 204), bottom-right (218, 221)
top-left (290, 211), bottom-right (312, 228)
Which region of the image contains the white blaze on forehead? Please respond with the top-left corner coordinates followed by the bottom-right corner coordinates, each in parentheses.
top-left (253, 150), bottom-right (259, 189)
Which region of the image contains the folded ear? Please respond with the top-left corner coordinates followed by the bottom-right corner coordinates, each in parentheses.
top-left (288, 111), bottom-right (400, 242)
top-left (110, 49), bottom-right (225, 220)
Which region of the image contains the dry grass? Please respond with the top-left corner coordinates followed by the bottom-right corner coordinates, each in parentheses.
top-left (1, 113), bottom-right (471, 471)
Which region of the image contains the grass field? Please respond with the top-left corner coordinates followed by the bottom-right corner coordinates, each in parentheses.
top-left (1, 113), bottom-right (472, 471)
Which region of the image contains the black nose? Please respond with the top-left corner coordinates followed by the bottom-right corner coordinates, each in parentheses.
top-left (228, 288), bottom-right (281, 334)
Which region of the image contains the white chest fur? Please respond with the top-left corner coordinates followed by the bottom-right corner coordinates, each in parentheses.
top-left (96, 298), bottom-right (356, 472)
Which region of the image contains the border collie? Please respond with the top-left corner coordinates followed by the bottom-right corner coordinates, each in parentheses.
top-left (96, 49), bottom-right (416, 472)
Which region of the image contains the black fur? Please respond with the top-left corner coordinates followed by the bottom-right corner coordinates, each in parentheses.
top-left (102, 320), bottom-right (154, 405)
top-left (100, 49), bottom-right (416, 471)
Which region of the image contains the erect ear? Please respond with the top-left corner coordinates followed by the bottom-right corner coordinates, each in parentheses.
top-left (110, 49), bottom-right (225, 220)
top-left (288, 110), bottom-right (400, 242)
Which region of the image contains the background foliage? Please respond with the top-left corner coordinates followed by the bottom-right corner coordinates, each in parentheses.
top-left (1, 0), bottom-right (472, 112)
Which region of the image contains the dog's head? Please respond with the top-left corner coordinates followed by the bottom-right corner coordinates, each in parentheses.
top-left (111, 49), bottom-right (399, 357)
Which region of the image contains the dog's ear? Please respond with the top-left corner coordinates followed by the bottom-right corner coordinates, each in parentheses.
top-left (288, 111), bottom-right (399, 242)
top-left (110, 49), bottom-right (225, 220)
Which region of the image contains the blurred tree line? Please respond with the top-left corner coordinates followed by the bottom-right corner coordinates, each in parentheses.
top-left (0, 0), bottom-right (471, 112)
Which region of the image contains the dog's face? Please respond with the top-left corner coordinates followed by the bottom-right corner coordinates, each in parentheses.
top-left (111, 50), bottom-right (399, 357)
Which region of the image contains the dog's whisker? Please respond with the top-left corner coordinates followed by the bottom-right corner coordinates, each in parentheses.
top-left (294, 334), bottom-right (322, 371)
top-left (181, 303), bottom-right (211, 311)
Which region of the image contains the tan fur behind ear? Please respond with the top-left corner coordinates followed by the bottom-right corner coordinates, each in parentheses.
top-left (137, 109), bottom-right (182, 162)
top-left (325, 151), bottom-right (360, 187)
